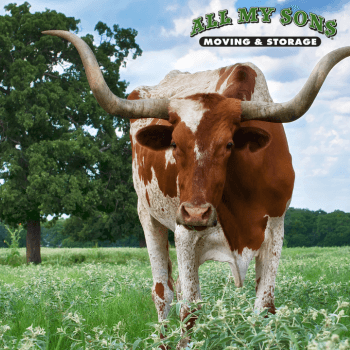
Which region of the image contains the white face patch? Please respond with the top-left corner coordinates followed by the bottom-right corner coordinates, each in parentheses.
top-left (169, 99), bottom-right (207, 134)
top-left (129, 118), bottom-right (153, 141)
top-left (194, 141), bottom-right (209, 167)
top-left (165, 148), bottom-right (176, 168)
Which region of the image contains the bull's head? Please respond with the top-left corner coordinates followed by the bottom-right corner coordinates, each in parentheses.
top-left (135, 93), bottom-right (244, 229)
top-left (42, 31), bottom-right (350, 230)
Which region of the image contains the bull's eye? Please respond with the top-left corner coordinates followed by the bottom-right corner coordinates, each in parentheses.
top-left (227, 141), bottom-right (234, 149)
top-left (171, 141), bottom-right (176, 148)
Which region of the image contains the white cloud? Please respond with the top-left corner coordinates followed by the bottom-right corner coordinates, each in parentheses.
top-left (329, 97), bottom-right (350, 114)
top-left (329, 133), bottom-right (350, 148)
top-left (166, 4), bottom-right (179, 11)
top-left (306, 114), bottom-right (315, 123)
top-left (120, 47), bottom-right (184, 91)
top-left (301, 146), bottom-right (319, 156)
top-left (161, 17), bottom-right (192, 37)
top-left (297, 156), bottom-right (312, 176)
top-left (162, 0), bottom-right (238, 37)
top-left (314, 126), bottom-right (336, 138)
top-left (268, 78), bottom-right (308, 103)
top-left (174, 49), bottom-right (219, 70)
top-left (333, 115), bottom-right (350, 135)
top-left (299, 122), bottom-right (350, 156)
top-left (312, 156), bottom-right (338, 176)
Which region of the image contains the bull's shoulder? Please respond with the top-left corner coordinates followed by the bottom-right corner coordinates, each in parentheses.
top-left (149, 68), bottom-right (221, 98)
top-left (128, 63), bottom-right (273, 102)
top-left (128, 68), bottom-right (223, 100)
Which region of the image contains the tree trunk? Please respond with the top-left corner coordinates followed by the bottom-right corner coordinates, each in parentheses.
top-left (26, 218), bottom-right (41, 264)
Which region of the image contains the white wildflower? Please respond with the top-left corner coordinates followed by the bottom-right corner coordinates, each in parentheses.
top-left (57, 327), bottom-right (65, 334)
top-left (337, 301), bottom-right (349, 309)
top-left (216, 299), bottom-right (223, 307)
top-left (325, 340), bottom-right (333, 348)
top-left (33, 326), bottom-right (45, 336)
top-left (0, 324), bottom-right (10, 333)
top-left (320, 309), bottom-right (327, 316)
top-left (331, 334), bottom-right (339, 342)
top-left (306, 341), bottom-right (317, 350)
top-left (69, 311), bottom-right (83, 324)
top-left (324, 317), bottom-right (332, 327)
top-left (339, 339), bottom-right (350, 350)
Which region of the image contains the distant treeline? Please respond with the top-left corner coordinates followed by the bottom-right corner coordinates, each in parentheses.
top-left (0, 207), bottom-right (349, 248)
top-left (284, 208), bottom-right (350, 247)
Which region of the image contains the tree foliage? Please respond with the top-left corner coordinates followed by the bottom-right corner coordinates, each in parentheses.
top-left (316, 210), bottom-right (350, 247)
top-left (41, 218), bottom-right (65, 247)
top-left (284, 208), bottom-right (350, 247)
top-left (0, 2), bottom-right (143, 262)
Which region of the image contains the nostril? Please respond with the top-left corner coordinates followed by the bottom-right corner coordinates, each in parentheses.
top-left (201, 206), bottom-right (211, 220)
top-left (181, 205), bottom-right (190, 219)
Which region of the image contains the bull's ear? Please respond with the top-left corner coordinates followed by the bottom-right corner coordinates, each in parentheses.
top-left (136, 125), bottom-right (174, 151)
top-left (233, 127), bottom-right (271, 152)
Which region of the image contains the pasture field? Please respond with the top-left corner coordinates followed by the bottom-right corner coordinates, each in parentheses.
top-left (0, 246), bottom-right (349, 349)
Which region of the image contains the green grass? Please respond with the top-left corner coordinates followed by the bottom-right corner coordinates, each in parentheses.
top-left (280, 246), bottom-right (350, 285)
top-left (0, 246), bottom-right (349, 349)
top-left (0, 247), bottom-right (178, 267)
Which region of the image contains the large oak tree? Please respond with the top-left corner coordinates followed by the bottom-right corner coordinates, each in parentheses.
top-left (0, 2), bottom-right (142, 263)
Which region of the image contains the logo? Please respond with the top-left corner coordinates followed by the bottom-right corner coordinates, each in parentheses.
top-left (190, 7), bottom-right (337, 47)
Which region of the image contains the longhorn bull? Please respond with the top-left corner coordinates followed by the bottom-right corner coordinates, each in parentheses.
top-left (43, 30), bottom-right (350, 348)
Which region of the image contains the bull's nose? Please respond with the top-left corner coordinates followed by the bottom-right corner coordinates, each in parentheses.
top-left (176, 202), bottom-right (217, 227)
top-left (182, 204), bottom-right (211, 221)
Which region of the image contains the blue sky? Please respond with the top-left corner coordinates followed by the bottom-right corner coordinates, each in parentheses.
top-left (1, 0), bottom-right (350, 213)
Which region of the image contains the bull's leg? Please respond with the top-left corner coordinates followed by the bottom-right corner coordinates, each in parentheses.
top-left (138, 200), bottom-right (174, 323)
top-left (254, 214), bottom-right (285, 314)
top-left (174, 225), bottom-right (202, 349)
top-left (176, 275), bottom-right (182, 301)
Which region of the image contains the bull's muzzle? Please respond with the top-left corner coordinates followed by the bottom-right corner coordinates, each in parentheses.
top-left (176, 202), bottom-right (217, 227)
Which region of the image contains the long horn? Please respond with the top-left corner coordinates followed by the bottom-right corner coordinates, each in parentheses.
top-left (241, 47), bottom-right (350, 123)
top-left (42, 30), bottom-right (170, 119)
